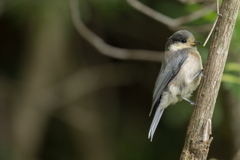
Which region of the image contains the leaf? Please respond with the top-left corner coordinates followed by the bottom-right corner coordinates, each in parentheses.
top-left (222, 74), bottom-right (240, 84)
top-left (224, 62), bottom-right (240, 72)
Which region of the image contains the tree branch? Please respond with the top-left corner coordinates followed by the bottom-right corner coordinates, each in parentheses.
top-left (126, 0), bottom-right (216, 30)
top-left (203, 0), bottom-right (222, 46)
top-left (180, 0), bottom-right (240, 159)
top-left (69, 0), bottom-right (163, 62)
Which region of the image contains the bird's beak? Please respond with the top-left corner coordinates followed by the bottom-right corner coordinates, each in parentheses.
top-left (191, 41), bottom-right (202, 46)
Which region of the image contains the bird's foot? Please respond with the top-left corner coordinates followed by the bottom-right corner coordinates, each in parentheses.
top-left (190, 102), bottom-right (195, 105)
top-left (200, 70), bottom-right (206, 78)
top-left (181, 96), bottom-right (195, 105)
top-left (190, 69), bottom-right (205, 83)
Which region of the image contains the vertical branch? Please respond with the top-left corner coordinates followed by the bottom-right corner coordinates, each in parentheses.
top-left (180, 0), bottom-right (240, 159)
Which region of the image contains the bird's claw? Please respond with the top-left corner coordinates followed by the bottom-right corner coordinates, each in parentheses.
top-left (190, 69), bottom-right (205, 83)
top-left (181, 96), bottom-right (195, 105)
top-left (190, 102), bottom-right (195, 105)
top-left (200, 72), bottom-right (206, 78)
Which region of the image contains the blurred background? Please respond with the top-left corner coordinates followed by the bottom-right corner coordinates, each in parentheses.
top-left (0, 0), bottom-right (240, 160)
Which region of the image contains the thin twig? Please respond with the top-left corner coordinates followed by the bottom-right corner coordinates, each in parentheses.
top-left (69, 0), bottom-right (163, 62)
top-left (203, 16), bottom-right (219, 46)
top-left (127, 0), bottom-right (216, 29)
top-left (127, 0), bottom-right (173, 26)
top-left (177, 24), bottom-right (213, 33)
top-left (203, 0), bottom-right (222, 46)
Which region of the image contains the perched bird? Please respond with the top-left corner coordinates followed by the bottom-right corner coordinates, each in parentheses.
top-left (148, 30), bottom-right (203, 141)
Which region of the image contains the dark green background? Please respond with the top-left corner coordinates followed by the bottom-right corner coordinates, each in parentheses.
top-left (0, 0), bottom-right (239, 160)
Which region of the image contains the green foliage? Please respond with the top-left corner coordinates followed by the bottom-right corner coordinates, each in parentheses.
top-left (203, 12), bottom-right (217, 22)
top-left (230, 13), bottom-right (240, 54)
top-left (222, 74), bottom-right (240, 84)
top-left (221, 13), bottom-right (240, 97)
top-left (222, 62), bottom-right (240, 97)
top-left (225, 62), bottom-right (240, 72)
top-left (223, 62), bottom-right (240, 85)
top-left (154, 0), bottom-right (187, 18)
top-left (86, 0), bottom-right (130, 20)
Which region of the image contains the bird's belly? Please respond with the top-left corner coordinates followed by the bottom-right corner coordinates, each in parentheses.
top-left (168, 55), bottom-right (202, 99)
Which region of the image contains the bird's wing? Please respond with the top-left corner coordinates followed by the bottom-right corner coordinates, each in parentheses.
top-left (149, 49), bottom-right (189, 116)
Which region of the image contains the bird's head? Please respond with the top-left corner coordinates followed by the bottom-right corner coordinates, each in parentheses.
top-left (165, 30), bottom-right (201, 51)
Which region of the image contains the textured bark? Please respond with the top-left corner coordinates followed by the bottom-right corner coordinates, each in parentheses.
top-left (180, 0), bottom-right (240, 159)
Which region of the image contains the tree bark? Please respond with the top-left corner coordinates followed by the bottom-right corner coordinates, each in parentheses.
top-left (180, 0), bottom-right (240, 159)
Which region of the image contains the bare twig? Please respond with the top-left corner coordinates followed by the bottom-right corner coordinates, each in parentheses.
top-left (126, 0), bottom-right (216, 29)
top-left (203, 0), bottom-right (222, 46)
top-left (177, 24), bottom-right (213, 33)
top-left (69, 0), bottom-right (163, 62)
top-left (127, 0), bottom-right (173, 27)
top-left (203, 17), bottom-right (219, 46)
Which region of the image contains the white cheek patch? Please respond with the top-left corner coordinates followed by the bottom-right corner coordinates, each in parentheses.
top-left (169, 43), bottom-right (190, 51)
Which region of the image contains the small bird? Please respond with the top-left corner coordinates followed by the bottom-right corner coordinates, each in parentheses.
top-left (148, 30), bottom-right (203, 141)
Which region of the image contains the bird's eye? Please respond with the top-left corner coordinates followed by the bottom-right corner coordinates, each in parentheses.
top-left (181, 39), bottom-right (187, 43)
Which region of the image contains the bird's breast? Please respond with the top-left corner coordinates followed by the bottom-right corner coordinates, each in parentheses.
top-left (168, 49), bottom-right (202, 97)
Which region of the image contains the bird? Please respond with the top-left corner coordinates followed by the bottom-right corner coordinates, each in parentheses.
top-left (148, 30), bottom-right (203, 141)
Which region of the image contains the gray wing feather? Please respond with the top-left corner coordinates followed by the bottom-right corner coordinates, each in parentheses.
top-left (149, 49), bottom-right (189, 116)
top-left (148, 49), bottom-right (189, 141)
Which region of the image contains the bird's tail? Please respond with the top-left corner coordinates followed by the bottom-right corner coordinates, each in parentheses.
top-left (148, 106), bottom-right (164, 142)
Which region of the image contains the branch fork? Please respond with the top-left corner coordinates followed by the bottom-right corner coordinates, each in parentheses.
top-left (203, 0), bottom-right (222, 46)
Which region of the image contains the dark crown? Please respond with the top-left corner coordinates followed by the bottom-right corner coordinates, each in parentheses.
top-left (165, 30), bottom-right (194, 51)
